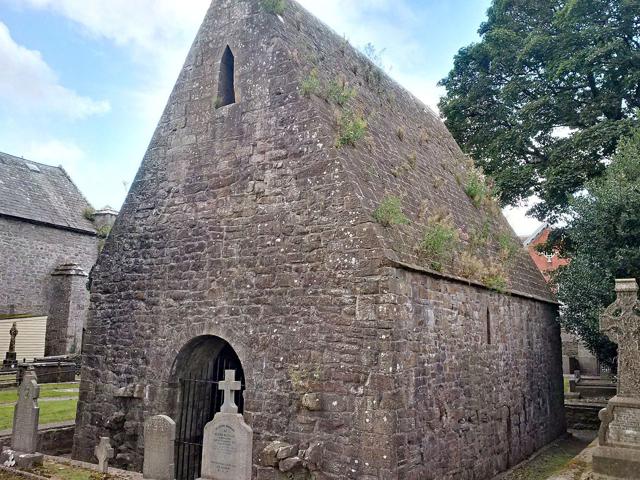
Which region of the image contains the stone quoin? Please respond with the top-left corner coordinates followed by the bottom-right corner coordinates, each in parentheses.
top-left (72, 0), bottom-right (565, 478)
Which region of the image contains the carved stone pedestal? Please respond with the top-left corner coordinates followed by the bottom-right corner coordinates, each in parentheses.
top-left (593, 396), bottom-right (640, 478)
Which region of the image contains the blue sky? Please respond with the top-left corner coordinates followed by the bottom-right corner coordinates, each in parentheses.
top-left (0, 0), bottom-right (541, 235)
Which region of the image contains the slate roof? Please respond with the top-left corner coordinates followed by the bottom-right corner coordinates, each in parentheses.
top-left (0, 151), bottom-right (96, 234)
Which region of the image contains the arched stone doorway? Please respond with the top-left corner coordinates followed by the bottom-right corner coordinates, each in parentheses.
top-left (171, 335), bottom-right (245, 480)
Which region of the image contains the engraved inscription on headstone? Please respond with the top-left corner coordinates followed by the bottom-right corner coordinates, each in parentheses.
top-left (608, 407), bottom-right (640, 445)
top-left (12, 370), bottom-right (39, 453)
top-left (198, 370), bottom-right (252, 480)
top-left (211, 424), bottom-right (236, 474)
top-left (199, 414), bottom-right (252, 480)
top-left (143, 415), bottom-right (176, 480)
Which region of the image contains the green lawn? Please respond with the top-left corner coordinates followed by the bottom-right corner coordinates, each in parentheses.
top-left (0, 399), bottom-right (77, 430)
top-left (0, 382), bottom-right (79, 403)
top-left (29, 460), bottom-right (101, 480)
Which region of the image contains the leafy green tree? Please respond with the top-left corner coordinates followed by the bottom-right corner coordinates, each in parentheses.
top-left (556, 129), bottom-right (640, 368)
top-left (439, 0), bottom-right (640, 221)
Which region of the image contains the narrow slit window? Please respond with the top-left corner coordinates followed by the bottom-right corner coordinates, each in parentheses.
top-left (486, 307), bottom-right (492, 345)
top-left (217, 46), bottom-right (236, 108)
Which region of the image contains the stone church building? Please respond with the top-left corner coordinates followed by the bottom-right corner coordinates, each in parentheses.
top-left (0, 152), bottom-right (116, 357)
top-left (73, 1), bottom-right (565, 479)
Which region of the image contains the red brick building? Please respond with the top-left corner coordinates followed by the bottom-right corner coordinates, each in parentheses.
top-left (522, 224), bottom-right (602, 375)
top-left (523, 224), bottom-right (569, 283)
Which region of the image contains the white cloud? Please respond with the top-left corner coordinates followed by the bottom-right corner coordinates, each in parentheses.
top-left (16, 0), bottom-right (210, 51)
top-left (24, 139), bottom-right (86, 167)
top-left (21, 138), bottom-right (132, 209)
top-left (503, 203), bottom-right (544, 237)
top-left (0, 22), bottom-right (110, 119)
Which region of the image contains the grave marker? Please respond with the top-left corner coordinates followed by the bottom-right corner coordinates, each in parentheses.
top-left (198, 370), bottom-right (252, 480)
top-left (593, 278), bottom-right (640, 478)
top-left (143, 415), bottom-right (176, 480)
top-left (95, 437), bottom-right (114, 473)
top-left (0, 369), bottom-right (43, 467)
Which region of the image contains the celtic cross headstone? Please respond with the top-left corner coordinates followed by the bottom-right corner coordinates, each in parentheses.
top-left (593, 278), bottom-right (640, 478)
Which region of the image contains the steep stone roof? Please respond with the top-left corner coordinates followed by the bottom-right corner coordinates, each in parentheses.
top-left (281, 0), bottom-right (554, 302)
top-left (110, 0), bottom-right (554, 303)
top-left (0, 151), bottom-right (96, 234)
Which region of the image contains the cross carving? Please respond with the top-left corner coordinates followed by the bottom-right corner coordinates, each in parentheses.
top-left (218, 369), bottom-right (241, 414)
top-left (600, 278), bottom-right (640, 397)
top-left (94, 437), bottom-right (114, 473)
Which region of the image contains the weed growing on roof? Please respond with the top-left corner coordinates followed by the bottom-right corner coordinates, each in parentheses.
top-left (483, 272), bottom-right (508, 293)
top-left (419, 215), bottom-right (459, 271)
top-left (260, 0), bottom-right (286, 15)
top-left (326, 80), bottom-right (355, 106)
top-left (301, 69), bottom-right (321, 97)
top-left (498, 232), bottom-right (520, 262)
top-left (336, 110), bottom-right (367, 147)
top-left (373, 196), bottom-right (410, 227)
top-left (83, 207), bottom-right (95, 222)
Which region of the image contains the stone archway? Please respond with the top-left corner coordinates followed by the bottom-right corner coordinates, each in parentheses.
top-left (171, 335), bottom-right (245, 480)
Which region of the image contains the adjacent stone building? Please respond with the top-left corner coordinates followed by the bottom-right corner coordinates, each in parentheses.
top-left (0, 151), bottom-right (112, 357)
top-left (73, 1), bottom-right (565, 479)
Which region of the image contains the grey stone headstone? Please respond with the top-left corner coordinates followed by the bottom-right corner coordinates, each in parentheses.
top-left (12, 370), bottom-right (39, 454)
top-left (143, 415), bottom-right (176, 480)
top-left (95, 437), bottom-right (114, 473)
top-left (198, 413), bottom-right (253, 480)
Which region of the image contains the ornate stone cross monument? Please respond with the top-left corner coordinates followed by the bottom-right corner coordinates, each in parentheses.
top-left (593, 278), bottom-right (640, 478)
top-left (3, 322), bottom-right (18, 369)
top-left (198, 369), bottom-right (252, 480)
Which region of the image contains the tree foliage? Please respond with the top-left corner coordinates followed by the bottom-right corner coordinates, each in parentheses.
top-left (439, 0), bottom-right (640, 221)
top-left (556, 129), bottom-right (640, 368)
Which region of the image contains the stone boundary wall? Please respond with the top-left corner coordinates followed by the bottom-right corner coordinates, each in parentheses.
top-left (0, 424), bottom-right (75, 456)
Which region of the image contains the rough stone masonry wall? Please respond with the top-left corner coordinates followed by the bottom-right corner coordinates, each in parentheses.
top-left (384, 267), bottom-right (565, 480)
top-left (0, 216), bottom-right (98, 316)
top-left (74, 1), bottom-right (396, 476)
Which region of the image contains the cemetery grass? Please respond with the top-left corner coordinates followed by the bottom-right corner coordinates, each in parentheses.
top-left (0, 383), bottom-right (79, 404)
top-left (0, 399), bottom-right (77, 430)
top-left (28, 460), bottom-right (114, 480)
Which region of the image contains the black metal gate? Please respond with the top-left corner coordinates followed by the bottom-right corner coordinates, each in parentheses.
top-left (174, 343), bottom-right (244, 480)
